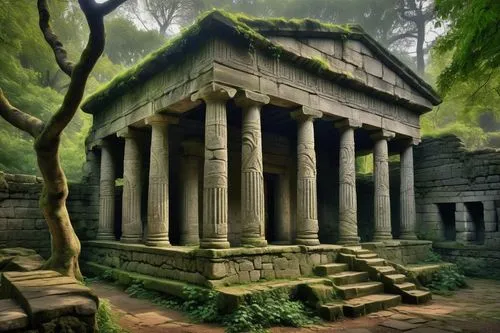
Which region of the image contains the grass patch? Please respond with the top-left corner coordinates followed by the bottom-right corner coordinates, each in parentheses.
top-left (96, 299), bottom-right (126, 333)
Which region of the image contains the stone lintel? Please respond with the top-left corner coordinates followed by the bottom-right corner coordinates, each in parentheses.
top-left (370, 129), bottom-right (396, 141)
top-left (191, 83), bottom-right (237, 102)
top-left (334, 118), bottom-right (362, 129)
top-left (91, 137), bottom-right (113, 150)
top-left (400, 136), bottom-right (421, 147)
top-left (182, 140), bottom-right (204, 157)
top-left (234, 90), bottom-right (270, 108)
top-left (291, 106), bottom-right (323, 120)
top-left (145, 114), bottom-right (179, 126)
top-left (117, 127), bottom-right (141, 139)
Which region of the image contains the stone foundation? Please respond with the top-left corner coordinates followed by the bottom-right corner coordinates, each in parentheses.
top-left (360, 240), bottom-right (432, 265)
top-left (82, 241), bottom-right (342, 287)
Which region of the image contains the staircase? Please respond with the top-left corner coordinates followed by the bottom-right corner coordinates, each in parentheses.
top-left (311, 247), bottom-right (432, 320)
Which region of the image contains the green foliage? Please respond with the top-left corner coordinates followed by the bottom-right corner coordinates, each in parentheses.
top-left (96, 299), bottom-right (126, 333)
top-left (455, 258), bottom-right (500, 281)
top-left (422, 249), bottom-right (443, 264)
top-left (435, 0), bottom-right (500, 93)
top-left (426, 265), bottom-right (468, 296)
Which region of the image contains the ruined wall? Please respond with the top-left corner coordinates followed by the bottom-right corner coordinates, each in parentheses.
top-left (0, 172), bottom-right (99, 258)
top-left (414, 135), bottom-right (500, 246)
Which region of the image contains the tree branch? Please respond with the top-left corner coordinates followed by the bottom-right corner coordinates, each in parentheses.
top-left (0, 89), bottom-right (44, 138)
top-left (387, 32), bottom-right (417, 44)
top-left (96, 0), bottom-right (129, 16)
top-left (37, 0), bottom-right (74, 77)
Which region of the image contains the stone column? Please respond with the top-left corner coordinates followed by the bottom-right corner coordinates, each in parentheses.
top-left (97, 139), bottom-right (115, 240)
top-left (191, 83), bottom-right (236, 249)
top-left (235, 90), bottom-right (270, 247)
top-left (118, 127), bottom-right (143, 243)
top-left (336, 119), bottom-right (361, 244)
top-left (400, 138), bottom-right (419, 240)
top-left (275, 171), bottom-right (292, 244)
top-left (180, 140), bottom-right (203, 246)
top-left (371, 130), bottom-right (395, 241)
top-left (144, 115), bottom-right (178, 247)
top-left (292, 106), bottom-right (322, 246)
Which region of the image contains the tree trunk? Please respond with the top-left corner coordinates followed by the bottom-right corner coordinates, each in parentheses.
top-left (36, 136), bottom-right (82, 281)
top-left (416, 17), bottom-right (426, 74)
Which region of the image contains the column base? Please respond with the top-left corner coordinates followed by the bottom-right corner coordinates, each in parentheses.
top-left (241, 237), bottom-right (268, 248)
top-left (96, 233), bottom-right (115, 241)
top-left (200, 239), bottom-right (230, 249)
top-left (145, 238), bottom-right (171, 247)
top-left (337, 236), bottom-right (360, 245)
top-left (372, 232), bottom-right (393, 242)
top-left (295, 238), bottom-right (320, 246)
top-left (120, 235), bottom-right (142, 244)
top-left (400, 232), bottom-right (418, 240)
top-left (179, 237), bottom-right (200, 247)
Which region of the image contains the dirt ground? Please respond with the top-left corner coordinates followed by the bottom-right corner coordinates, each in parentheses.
top-left (90, 278), bottom-right (500, 333)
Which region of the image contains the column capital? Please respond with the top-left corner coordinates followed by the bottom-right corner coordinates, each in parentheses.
top-left (182, 140), bottom-right (204, 157)
top-left (291, 106), bottom-right (323, 121)
top-left (234, 90), bottom-right (270, 108)
top-left (117, 127), bottom-right (140, 139)
top-left (370, 129), bottom-right (395, 141)
top-left (334, 118), bottom-right (362, 130)
top-left (91, 138), bottom-right (112, 150)
top-left (191, 83), bottom-right (237, 103)
top-left (400, 137), bottom-right (421, 147)
top-left (145, 114), bottom-right (179, 126)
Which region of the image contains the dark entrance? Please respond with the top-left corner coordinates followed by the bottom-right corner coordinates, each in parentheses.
top-left (465, 202), bottom-right (485, 244)
top-left (264, 173), bottom-right (279, 243)
top-left (437, 203), bottom-right (456, 241)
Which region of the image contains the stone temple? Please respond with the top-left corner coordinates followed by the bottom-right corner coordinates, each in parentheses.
top-left (68, 10), bottom-right (447, 312)
top-left (77, 11), bottom-right (443, 292)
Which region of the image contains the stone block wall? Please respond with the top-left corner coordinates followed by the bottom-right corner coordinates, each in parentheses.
top-left (0, 171), bottom-right (99, 258)
top-left (81, 241), bottom-right (341, 287)
top-left (414, 135), bottom-right (500, 246)
top-left (361, 240), bottom-right (432, 265)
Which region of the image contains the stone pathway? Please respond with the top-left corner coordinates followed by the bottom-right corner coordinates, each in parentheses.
top-left (90, 278), bottom-right (500, 333)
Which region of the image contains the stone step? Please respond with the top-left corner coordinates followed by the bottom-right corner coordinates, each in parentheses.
top-left (317, 302), bottom-right (344, 321)
top-left (401, 290), bottom-right (432, 304)
top-left (372, 266), bottom-right (396, 274)
top-left (395, 282), bottom-right (417, 291)
top-left (342, 294), bottom-right (401, 317)
top-left (335, 281), bottom-right (384, 300)
top-left (358, 258), bottom-right (386, 267)
top-left (328, 271), bottom-right (369, 286)
top-left (357, 253), bottom-right (378, 259)
top-left (384, 274), bottom-right (407, 284)
top-left (340, 247), bottom-right (370, 255)
top-left (314, 263), bottom-right (349, 276)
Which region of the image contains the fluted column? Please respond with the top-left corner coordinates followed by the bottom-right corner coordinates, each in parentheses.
top-left (336, 119), bottom-right (361, 244)
top-left (97, 139), bottom-right (115, 240)
top-left (400, 138), bottom-right (419, 240)
top-left (191, 83), bottom-right (236, 249)
top-left (180, 140), bottom-right (203, 246)
top-left (118, 127), bottom-right (143, 243)
top-left (292, 106), bottom-right (322, 246)
top-left (371, 129), bottom-right (395, 241)
top-left (235, 90), bottom-right (270, 247)
top-left (145, 115), bottom-right (178, 247)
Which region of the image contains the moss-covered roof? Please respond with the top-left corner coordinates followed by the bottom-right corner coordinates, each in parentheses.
top-left (81, 10), bottom-right (440, 112)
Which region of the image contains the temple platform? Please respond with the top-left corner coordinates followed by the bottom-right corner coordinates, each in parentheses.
top-left (81, 240), bottom-right (432, 288)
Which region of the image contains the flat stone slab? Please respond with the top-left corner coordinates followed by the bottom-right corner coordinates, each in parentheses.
top-left (0, 299), bottom-right (28, 332)
top-left (380, 319), bottom-right (421, 331)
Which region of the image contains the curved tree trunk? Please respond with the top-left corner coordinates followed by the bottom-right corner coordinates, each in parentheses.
top-left (36, 137), bottom-right (82, 280)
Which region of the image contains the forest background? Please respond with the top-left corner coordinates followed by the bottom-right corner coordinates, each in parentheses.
top-left (1, 0), bottom-right (498, 180)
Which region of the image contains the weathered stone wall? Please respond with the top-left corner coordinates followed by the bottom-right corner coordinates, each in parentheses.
top-left (0, 172), bottom-right (99, 258)
top-left (81, 241), bottom-right (341, 287)
top-left (361, 240), bottom-right (432, 265)
top-left (414, 135), bottom-right (500, 245)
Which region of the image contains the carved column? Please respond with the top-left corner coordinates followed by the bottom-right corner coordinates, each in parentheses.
top-left (191, 83), bottom-right (236, 249)
top-left (118, 127), bottom-right (143, 243)
top-left (180, 140), bottom-right (203, 246)
top-left (292, 106), bottom-right (322, 246)
top-left (145, 115), bottom-right (178, 247)
top-left (336, 119), bottom-right (361, 244)
top-left (275, 171), bottom-right (292, 244)
top-left (235, 90), bottom-right (270, 247)
top-left (400, 138), bottom-right (419, 240)
top-left (371, 130), bottom-right (395, 241)
top-left (97, 139), bottom-right (115, 240)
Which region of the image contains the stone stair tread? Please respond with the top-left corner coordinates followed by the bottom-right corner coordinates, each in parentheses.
top-left (319, 263), bottom-right (348, 268)
top-left (373, 266), bottom-right (395, 273)
top-left (343, 293), bottom-right (400, 306)
top-left (357, 253), bottom-right (378, 259)
top-left (328, 271), bottom-right (369, 285)
top-left (329, 271), bottom-right (366, 278)
top-left (314, 263), bottom-right (349, 276)
top-left (395, 282), bottom-right (416, 290)
top-left (385, 274), bottom-right (406, 279)
top-left (406, 290), bottom-right (430, 296)
top-left (336, 281), bottom-right (382, 290)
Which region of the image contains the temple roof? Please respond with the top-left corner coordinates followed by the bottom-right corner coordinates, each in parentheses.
top-left (81, 10), bottom-right (441, 112)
